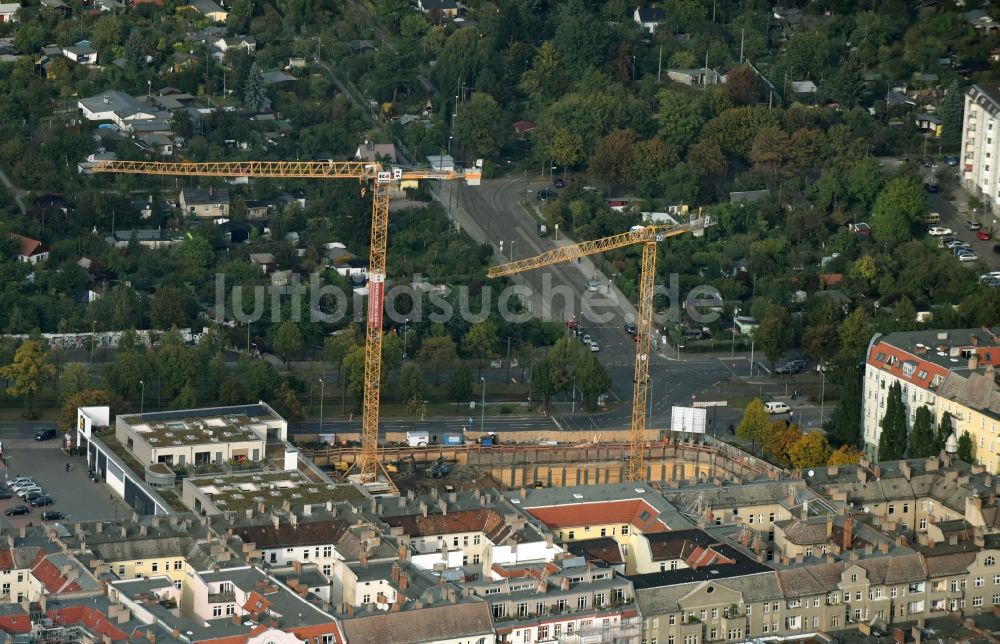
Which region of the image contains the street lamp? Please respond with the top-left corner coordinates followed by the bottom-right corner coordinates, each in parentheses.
top-left (480, 377), bottom-right (486, 432)
top-left (448, 136), bottom-right (454, 157)
top-left (554, 223), bottom-right (560, 241)
top-left (510, 240), bottom-right (516, 261)
top-left (318, 378), bottom-right (325, 434)
top-left (139, 380), bottom-right (145, 414)
top-left (677, 344), bottom-right (684, 361)
top-left (819, 366), bottom-right (826, 426)
top-left (402, 320), bottom-right (410, 359)
top-left (90, 320), bottom-right (97, 364)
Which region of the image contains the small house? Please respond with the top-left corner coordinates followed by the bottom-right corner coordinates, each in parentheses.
top-left (250, 253), bottom-right (276, 274)
top-left (427, 154), bottom-right (455, 172)
top-left (417, 0), bottom-right (458, 17)
top-left (10, 233), bottom-right (49, 264)
top-left (179, 187), bottom-right (230, 218)
top-left (355, 141), bottom-right (398, 164)
top-left (188, 0), bottom-right (227, 22)
top-left (0, 3), bottom-right (21, 22)
top-left (634, 7), bottom-right (665, 33)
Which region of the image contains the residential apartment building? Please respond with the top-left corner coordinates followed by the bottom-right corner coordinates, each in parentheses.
top-left (467, 555), bottom-right (640, 644)
top-left (115, 403), bottom-right (285, 467)
top-left (935, 363), bottom-right (1000, 472)
top-left (862, 329), bottom-right (1000, 459)
top-left (962, 84), bottom-right (1000, 210)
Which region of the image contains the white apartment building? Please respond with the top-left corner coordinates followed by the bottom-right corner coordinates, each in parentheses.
top-left (961, 84), bottom-right (1000, 210)
top-left (862, 329), bottom-right (1000, 459)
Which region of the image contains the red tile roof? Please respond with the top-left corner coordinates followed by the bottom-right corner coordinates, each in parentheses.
top-left (382, 508), bottom-right (515, 542)
top-left (525, 499), bottom-right (668, 534)
top-left (45, 605), bottom-right (129, 641)
top-left (31, 550), bottom-right (82, 594)
top-left (9, 233), bottom-right (49, 258)
top-left (867, 341), bottom-right (952, 391)
top-left (0, 549), bottom-right (15, 570)
top-left (0, 608), bottom-right (31, 635)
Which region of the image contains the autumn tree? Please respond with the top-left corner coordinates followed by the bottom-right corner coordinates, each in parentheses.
top-left (737, 398), bottom-right (768, 443)
top-left (762, 421), bottom-right (804, 467)
top-left (789, 432), bottom-right (832, 469)
top-left (724, 66), bottom-right (762, 106)
top-left (1, 340), bottom-right (55, 417)
top-left (828, 444), bottom-right (863, 466)
top-left (588, 129), bottom-right (639, 186)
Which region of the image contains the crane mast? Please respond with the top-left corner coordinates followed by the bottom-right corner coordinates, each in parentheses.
top-left (93, 159), bottom-right (480, 488)
top-left (488, 221), bottom-right (706, 481)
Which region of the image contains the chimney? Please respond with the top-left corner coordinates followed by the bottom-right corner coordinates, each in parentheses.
top-left (172, 629), bottom-right (180, 640)
top-left (858, 469), bottom-right (867, 485)
top-left (842, 516), bottom-right (854, 550)
top-left (420, 502), bottom-right (428, 518)
top-left (116, 607), bottom-right (130, 624)
top-left (900, 461), bottom-right (911, 481)
top-left (973, 335), bottom-right (981, 347)
top-left (399, 572), bottom-right (409, 591)
top-left (96, 522), bottom-right (103, 534)
top-left (272, 514), bottom-right (280, 530)
top-left (826, 517), bottom-right (833, 538)
top-left (391, 563), bottom-right (400, 583)
top-left (438, 499), bottom-right (447, 515)
top-left (139, 525), bottom-right (147, 536)
top-left (293, 560), bottom-right (302, 573)
top-left (970, 352), bottom-right (980, 370)
top-left (359, 551), bottom-right (368, 568)
top-left (231, 614), bottom-right (240, 625)
top-left (520, 488), bottom-right (527, 499)
top-left (146, 629), bottom-right (156, 644)
top-left (398, 544), bottom-right (408, 561)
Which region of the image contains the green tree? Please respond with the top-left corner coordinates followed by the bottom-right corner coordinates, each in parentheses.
top-left (462, 320), bottom-right (500, 378)
top-left (150, 287), bottom-right (195, 329)
top-left (243, 63), bottom-right (268, 112)
top-left (756, 306), bottom-right (792, 366)
top-left (271, 380), bottom-right (305, 421)
top-left (878, 381), bottom-right (907, 461)
top-left (737, 398), bottom-right (768, 443)
top-left (828, 53), bottom-right (866, 107)
top-left (156, 329), bottom-right (195, 397)
top-left (838, 308), bottom-right (874, 362)
top-left (829, 366), bottom-right (862, 446)
top-left (588, 129), bottom-right (638, 187)
top-left (91, 15), bottom-right (122, 61)
top-left (957, 431), bottom-right (975, 464)
top-left (553, 0), bottom-right (611, 73)
top-left (521, 41), bottom-right (566, 98)
top-left (871, 178), bottom-right (926, 245)
top-left (454, 93), bottom-right (507, 159)
top-left (574, 353), bottom-right (611, 409)
top-left (789, 432), bottom-right (832, 469)
top-left (783, 29), bottom-right (829, 79)
top-left (657, 89), bottom-right (708, 152)
top-left (325, 327), bottom-right (361, 384)
top-left (59, 363), bottom-right (92, 402)
top-left (447, 362), bottom-right (473, 403)
top-left (173, 384), bottom-right (198, 409)
top-left (417, 334), bottom-right (458, 384)
top-left (936, 412), bottom-right (954, 453)
top-left (273, 321), bottom-right (304, 365)
top-left (343, 345), bottom-right (367, 409)
top-left (381, 331), bottom-right (403, 374)
top-left (1, 340), bottom-right (55, 416)
top-left (907, 405), bottom-right (936, 458)
top-left (398, 362), bottom-right (425, 402)
top-left (938, 81), bottom-right (965, 148)
top-left (13, 22), bottom-right (45, 55)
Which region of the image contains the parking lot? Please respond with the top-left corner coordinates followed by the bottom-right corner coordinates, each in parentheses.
top-left (0, 439), bottom-right (133, 528)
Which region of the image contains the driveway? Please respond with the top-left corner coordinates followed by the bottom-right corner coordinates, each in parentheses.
top-left (0, 439), bottom-right (132, 528)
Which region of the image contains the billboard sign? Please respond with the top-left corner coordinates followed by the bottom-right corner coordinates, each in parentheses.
top-left (670, 406), bottom-right (707, 434)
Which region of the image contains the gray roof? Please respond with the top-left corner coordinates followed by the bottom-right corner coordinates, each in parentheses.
top-left (89, 536), bottom-right (194, 562)
top-left (79, 90), bottom-right (141, 116)
top-left (181, 186), bottom-right (230, 205)
top-left (189, 0), bottom-right (224, 13)
top-left (637, 571), bottom-right (782, 615)
top-left (341, 601), bottom-right (494, 644)
top-left (937, 370), bottom-right (1000, 420)
top-left (730, 189), bottom-right (772, 204)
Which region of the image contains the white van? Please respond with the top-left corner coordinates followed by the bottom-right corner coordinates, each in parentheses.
top-left (406, 430), bottom-right (430, 447)
top-left (764, 401), bottom-right (791, 415)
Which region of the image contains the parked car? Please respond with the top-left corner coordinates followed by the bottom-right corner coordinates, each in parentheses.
top-left (590, 342), bottom-right (600, 352)
top-left (624, 323), bottom-right (637, 337)
top-left (11, 481), bottom-right (37, 493)
top-left (29, 495), bottom-right (52, 507)
top-left (536, 189), bottom-right (557, 201)
top-left (921, 158), bottom-right (934, 168)
top-left (4, 506), bottom-right (29, 516)
top-left (585, 280), bottom-right (600, 292)
top-left (6, 476), bottom-right (31, 488)
top-left (945, 155), bottom-right (959, 166)
top-left (924, 182), bottom-right (940, 193)
top-left (0, 490), bottom-right (11, 500)
top-left (553, 177), bottom-right (565, 188)
top-left (581, 334), bottom-right (592, 345)
top-left (965, 221), bottom-right (983, 230)
top-left (977, 230), bottom-right (992, 241)
top-left (41, 511), bottom-right (66, 521)
top-left (764, 401), bottom-right (791, 414)
top-left (34, 428), bottom-right (57, 441)
top-left (928, 226), bottom-right (952, 236)
top-left (16, 486), bottom-right (42, 499)
top-left (24, 491), bottom-right (43, 502)
top-left (958, 252), bottom-right (979, 262)
top-left (945, 239), bottom-right (968, 250)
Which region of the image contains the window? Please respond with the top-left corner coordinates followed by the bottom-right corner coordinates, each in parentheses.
top-left (516, 602), bottom-right (528, 617)
top-left (974, 597), bottom-right (984, 607)
top-left (322, 564), bottom-right (332, 576)
top-left (684, 636), bottom-right (698, 644)
top-left (622, 525), bottom-right (630, 535)
top-left (763, 603), bottom-right (769, 613)
top-left (977, 577), bottom-right (985, 588)
top-left (699, 610), bottom-right (706, 621)
top-left (212, 606), bottom-right (222, 617)
top-left (856, 591), bottom-right (862, 601)
top-left (173, 580), bottom-right (181, 589)
top-left (492, 604), bottom-right (506, 619)
top-left (362, 594), bottom-right (370, 603)
top-left (891, 587), bottom-right (897, 598)
top-left (993, 594), bottom-right (1000, 605)
top-left (988, 556), bottom-right (996, 566)
top-left (225, 605), bottom-right (235, 616)
top-left (577, 596), bottom-right (588, 610)
top-left (595, 593), bottom-right (606, 607)
top-left (888, 505), bottom-right (895, 515)
top-left (474, 535), bottom-right (481, 545)
top-left (668, 615), bottom-right (676, 625)
top-left (539, 626), bottom-right (548, 639)
top-left (151, 562), bottom-right (158, 573)
top-left (323, 546), bottom-right (333, 557)
top-left (174, 560), bottom-right (183, 570)
top-left (850, 574), bottom-right (857, 582)
top-left (920, 518), bottom-right (927, 530)
top-left (711, 608), bottom-right (718, 619)
top-left (568, 531), bottom-right (575, 540)
top-left (473, 554), bottom-right (480, 564)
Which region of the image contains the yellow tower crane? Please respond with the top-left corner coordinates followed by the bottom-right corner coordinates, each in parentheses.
top-left (93, 160), bottom-right (481, 488)
top-left (487, 220), bottom-right (707, 481)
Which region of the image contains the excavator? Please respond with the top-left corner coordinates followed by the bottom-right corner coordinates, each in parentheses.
top-left (386, 455), bottom-right (417, 477)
